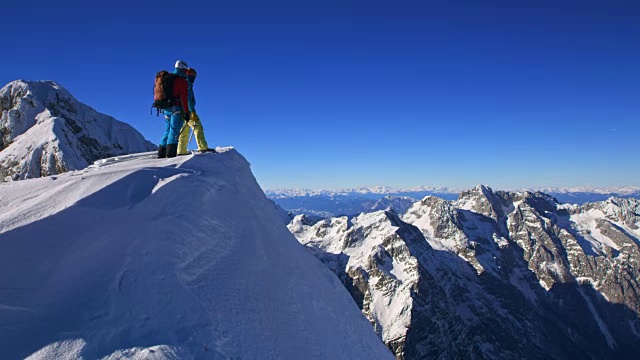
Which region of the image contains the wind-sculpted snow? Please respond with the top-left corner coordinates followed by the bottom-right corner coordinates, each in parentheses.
top-left (0, 148), bottom-right (393, 360)
top-left (0, 80), bottom-right (156, 181)
top-left (289, 185), bottom-right (640, 359)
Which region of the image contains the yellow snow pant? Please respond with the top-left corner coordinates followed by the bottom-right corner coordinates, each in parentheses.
top-left (177, 112), bottom-right (209, 155)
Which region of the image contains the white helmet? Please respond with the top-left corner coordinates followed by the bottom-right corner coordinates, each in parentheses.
top-left (175, 60), bottom-right (188, 69)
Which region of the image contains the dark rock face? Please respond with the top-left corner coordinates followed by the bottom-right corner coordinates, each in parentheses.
top-left (289, 186), bottom-right (640, 359)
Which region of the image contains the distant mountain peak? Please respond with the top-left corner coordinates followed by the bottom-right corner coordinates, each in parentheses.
top-left (0, 79), bottom-right (155, 181)
top-left (4, 79), bottom-right (68, 94)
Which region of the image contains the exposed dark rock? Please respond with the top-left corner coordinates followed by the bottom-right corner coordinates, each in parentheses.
top-left (289, 188), bottom-right (640, 359)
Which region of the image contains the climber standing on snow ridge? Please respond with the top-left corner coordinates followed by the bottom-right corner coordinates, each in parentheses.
top-left (157, 60), bottom-right (190, 158)
top-left (177, 67), bottom-right (216, 155)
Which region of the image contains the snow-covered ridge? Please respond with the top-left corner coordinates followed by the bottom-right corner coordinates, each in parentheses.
top-left (0, 79), bottom-right (156, 181)
top-left (0, 148), bottom-right (392, 360)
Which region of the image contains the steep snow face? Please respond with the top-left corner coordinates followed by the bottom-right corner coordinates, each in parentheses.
top-left (0, 148), bottom-right (392, 360)
top-left (0, 80), bottom-right (156, 181)
top-left (289, 186), bottom-right (640, 359)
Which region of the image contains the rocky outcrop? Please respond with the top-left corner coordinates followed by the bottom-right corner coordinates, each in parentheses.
top-left (289, 185), bottom-right (640, 359)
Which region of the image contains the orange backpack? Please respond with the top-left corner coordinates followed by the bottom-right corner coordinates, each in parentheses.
top-left (151, 70), bottom-right (177, 114)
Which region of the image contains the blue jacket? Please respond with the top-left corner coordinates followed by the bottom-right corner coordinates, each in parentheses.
top-left (172, 68), bottom-right (187, 77)
top-left (187, 75), bottom-right (196, 113)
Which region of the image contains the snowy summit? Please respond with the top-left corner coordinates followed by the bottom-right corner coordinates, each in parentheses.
top-left (0, 148), bottom-right (393, 359)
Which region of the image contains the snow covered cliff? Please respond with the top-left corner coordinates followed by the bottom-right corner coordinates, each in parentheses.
top-left (0, 148), bottom-right (392, 359)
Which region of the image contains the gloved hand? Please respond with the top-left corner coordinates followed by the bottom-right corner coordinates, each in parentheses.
top-left (181, 111), bottom-right (191, 121)
top-left (191, 112), bottom-right (201, 123)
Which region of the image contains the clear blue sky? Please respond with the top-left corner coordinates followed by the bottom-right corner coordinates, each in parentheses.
top-left (2, 0), bottom-right (638, 189)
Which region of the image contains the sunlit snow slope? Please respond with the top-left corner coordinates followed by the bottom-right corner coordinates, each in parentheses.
top-left (0, 148), bottom-right (393, 360)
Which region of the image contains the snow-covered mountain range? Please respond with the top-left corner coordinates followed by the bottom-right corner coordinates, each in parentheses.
top-left (265, 186), bottom-right (461, 198)
top-left (288, 185), bottom-right (640, 359)
top-left (267, 186), bottom-right (640, 199)
top-left (265, 188), bottom-right (460, 218)
top-left (267, 186), bottom-right (640, 217)
top-left (0, 148), bottom-right (393, 359)
top-left (0, 80), bottom-right (155, 181)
